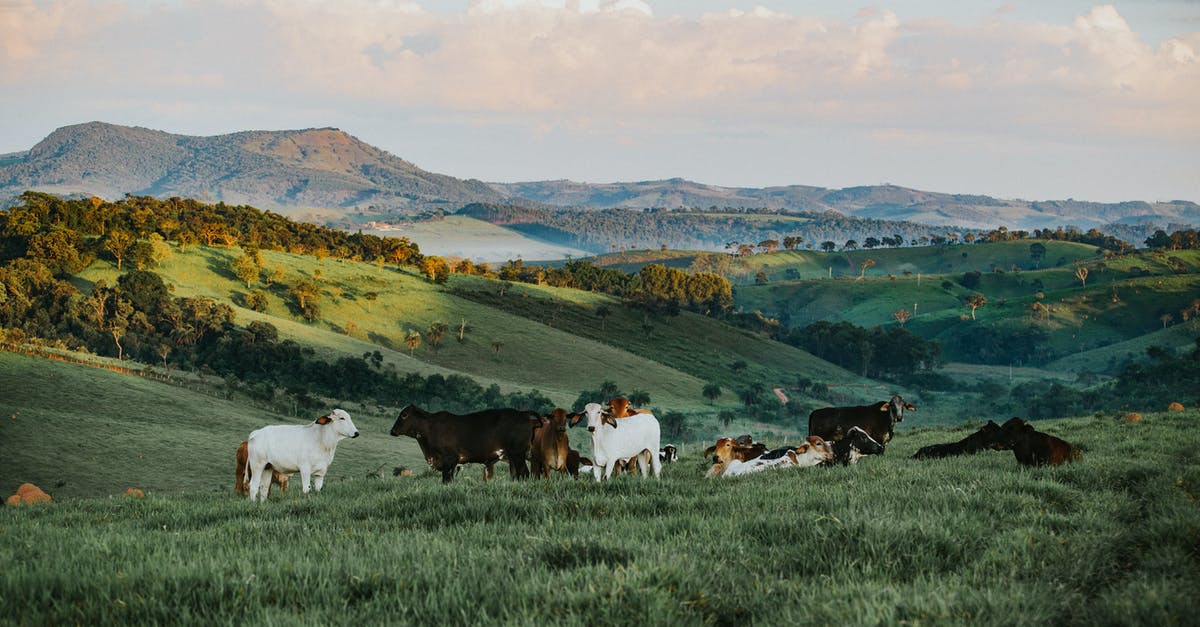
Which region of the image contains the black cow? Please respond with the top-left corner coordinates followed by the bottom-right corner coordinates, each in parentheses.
top-left (824, 426), bottom-right (886, 466)
top-left (659, 444), bottom-right (678, 464)
top-left (913, 420), bottom-right (1003, 459)
top-left (388, 405), bottom-right (539, 483)
top-left (808, 394), bottom-right (914, 445)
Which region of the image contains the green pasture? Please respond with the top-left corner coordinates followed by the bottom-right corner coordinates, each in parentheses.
top-left (2, 358), bottom-right (1196, 624)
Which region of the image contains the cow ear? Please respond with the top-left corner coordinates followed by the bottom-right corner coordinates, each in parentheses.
top-left (315, 415), bottom-right (332, 425)
top-left (905, 403), bottom-right (917, 411)
top-left (604, 414), bottom-right (618, 428)
top-left (879, 404), bottom-right (890, 411)
top-left (568, 413), bottom-right (582, 427)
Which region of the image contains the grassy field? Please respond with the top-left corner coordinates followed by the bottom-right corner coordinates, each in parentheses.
top-left (2, 351), bottom-right (1196, 624)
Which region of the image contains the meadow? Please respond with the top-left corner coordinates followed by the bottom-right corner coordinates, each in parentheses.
top-left (2, 377), bottom-right (1197, 625)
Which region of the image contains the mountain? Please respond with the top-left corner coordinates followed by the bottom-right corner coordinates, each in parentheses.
top-left (2, 122), bottom-right (1196, 232)
top-left (489, 180), bottom-right (1200, 231)
top-left (0, 122), bottom-right (505, 211)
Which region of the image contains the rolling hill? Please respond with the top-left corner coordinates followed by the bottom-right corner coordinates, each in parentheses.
top-left (0, 122), bottom-right (504, 212)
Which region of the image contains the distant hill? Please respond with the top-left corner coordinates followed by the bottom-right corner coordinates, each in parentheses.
top-left (3, 122), bottom-right (1196, 233)
top-left (489, 180), bottom-right (1200, 231)
top-left (0, 121), bottom-right (505, 211)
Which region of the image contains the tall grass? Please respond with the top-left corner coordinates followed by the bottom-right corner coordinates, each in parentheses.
top-left (3, 406), bottom-right (1197, 625)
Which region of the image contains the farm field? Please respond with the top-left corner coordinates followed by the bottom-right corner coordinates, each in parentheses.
top-left (2, 358), bottom-right (1196, 624)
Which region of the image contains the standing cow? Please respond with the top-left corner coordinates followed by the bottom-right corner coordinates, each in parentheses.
top-left (808, 394), bottom-right (914, 445)
top-left (389, 405), bottom-right (539, 483)
top-left (572, 402), bottom-right (662, 481)
top-left (530, 408), bottom-right (571, 479)
top-left (244, 409), bottom-right (360, 502)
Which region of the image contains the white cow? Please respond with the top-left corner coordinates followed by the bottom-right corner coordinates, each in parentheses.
top-left (245, 409), bottom-right (360, 502)
top-left (573, 402), bottom-right (662, 481)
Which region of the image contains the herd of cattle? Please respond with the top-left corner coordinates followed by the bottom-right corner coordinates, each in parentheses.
top-left (234, 395), bottom-right (1082, 501)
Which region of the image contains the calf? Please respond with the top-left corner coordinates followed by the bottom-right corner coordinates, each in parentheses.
top-left (704, 437), bottom-right (770, 478)
top-left (566, 449), bottom-right (593, 479)
top-left (572, 402), bottom-right (662, 480)
top-left (994, 418), bottom-right (1082, 466)
top-left (808, 394), bottom-right (914, 445)
top-left (606, 396), bottom-right (653, 418)
top-left (913, 421), bottom-right (1003, 460)
top-left (244, 409), bottom-right (360, 502)
top-left (389, 405), bottom-right (539, 483)
top-left (717, 438), bottom-right (833, 477)
top-left (235, 440), bottom-right (290, 497)
top-left (825, 426), bottom-right (885, 466)
top-left (530, 408), bottom-right (571, 479)
top-left (659, 444), bottom-right (678, 464)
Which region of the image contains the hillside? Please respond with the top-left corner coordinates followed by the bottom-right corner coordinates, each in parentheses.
top-left (489, 180), bottom-right (1200, 231)
top-left (358, 215), bottom-right (590, 262)
top-left (0, 122), bottom-right (504, 211)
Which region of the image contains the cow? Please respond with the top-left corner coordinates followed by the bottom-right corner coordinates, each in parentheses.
top-left (659, 444), bottom-right (678, 464)
top-left (235, 440), bottom-right (290, 497)
top-left (566, 449), bottom-right (593, 479)
top-left (606, 396), bottom-right (653, 419)
top-left (389, 404), bottom-right (539, 483)
top-left (244, 409), bottom-right (360, 502)
top-left (714, 438), bottom-right (833, 477)
top-left (825, 426), bottom-right (885, 466)
top-left (808, 394), bottom-right (914, 445)
top-left (993, 417), bottom-right (1082, 466)
top-left (913, 421), bottom-right (1003, 460)
top-left (704, 437), bottom-right (769, 478)
top-left (530, 408), bottom-right (571, 479)
top-left (571, 402), bottom-right (662, 480)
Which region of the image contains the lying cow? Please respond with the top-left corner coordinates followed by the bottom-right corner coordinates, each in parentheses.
top-left (389, 404), bottom-right (539, 483)
top-left (808, 394), bottom-right (914, 445)
top-left (244, 409), bottom-right (360, 502)
top-left (713, 437), bottom-right (833, 477)
top-left (659, 444), bottom-right (678, 464)
top-left (705, 437), bottom-right (769, 478)
top-left (913, 420), bottom-right (1003, 460)
top-left (994, 417), bottom-right (1082, 466)
top-left (825, 426), bottom-right (885, 466)
top-left (235, 440), bottom-right (290, 497)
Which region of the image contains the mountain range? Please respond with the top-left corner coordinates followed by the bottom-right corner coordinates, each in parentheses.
top-left (2, 122), bottom-right (1197, 231)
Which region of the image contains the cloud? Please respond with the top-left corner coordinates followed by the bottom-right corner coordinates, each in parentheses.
top-left (3, 0), bottom-right (1198, 145)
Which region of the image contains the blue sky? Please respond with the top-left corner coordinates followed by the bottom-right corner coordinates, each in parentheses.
top-left (2, 1), bottom-right (1198, 202)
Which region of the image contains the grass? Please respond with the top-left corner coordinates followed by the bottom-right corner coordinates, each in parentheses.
top-left (2, 361), bottom-right (1197, 624)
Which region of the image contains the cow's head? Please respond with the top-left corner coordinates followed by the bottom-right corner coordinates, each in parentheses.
top-left (315, 408), bottom-right (360, 439)
top-left (709, 437), bottom-right (736, 464)
top-left (582, 402), bottom-right (617, 433)
top-left (389, 405), bottom-right (421, 437)
top-left (883, 395), bottom-right (914, 423)
top-left (548, 408), bottom-right (569, 433)
top-left (990, 417), bottom-right (1032, 450)
top-left (660, 444), bottom-right (678, 463)
top-left (846, 426), bottom-right (884, 455)
top-left (799, 436), bottom-right (834, 465)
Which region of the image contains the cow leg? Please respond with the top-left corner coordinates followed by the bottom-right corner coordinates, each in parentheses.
top-left (298, 468), bottom-right (313, 494)
top-left (483, 462), bottom-right (495, 481)
top-left (602, 460), bottom-right (617, 481)
top-left (441, 462), bottom-right (457, 483)
top-left (650, 450), bottom-right (663, 479)
top-left (510, 457), bottom-right (529, 481)
top-left (312, 469), bottom-right (326, 493)
top-left (247, 463), bottom-right (267, 502)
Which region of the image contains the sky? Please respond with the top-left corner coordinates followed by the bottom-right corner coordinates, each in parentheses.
top-left (1, 0), bottom-right (1198, 203)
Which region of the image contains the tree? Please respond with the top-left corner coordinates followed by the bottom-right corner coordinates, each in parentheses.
top-left (596, 304), bottom-right (612, 330)
top-left (892, 308), bottom-right (912, 326)
top-left (965, 293), bottom-right (987, 320)
top-left (245, 290), bottom-right (269, 312)
top-left (404, 329), bottom-right (422, 355)
top-left (148, 233), bottom-right (172, 265)
top-left (490, 340), bottom-right (504, 359)
top-left (231, 253), bottom-right (259, 288)
top-left (843, 239), bottom-right (858, 251)
top-left (104, 230), bottom-right (134, 270)
top-left (858, 258), bottom-right (876, 281)
top-left (289, 277), bottom-right (321, 312)
top-left (427, 321), bottom-right (448, 352)
top-left (821, 241), bottom-right (836, 253)
top-left (108, 297), bottom-right (134, 360)
top-left (758, 239), bottom-right (779, 254)
top-left (1160, 313), bottom-right (1173, 328)
top-left (702, 383), bottom-right (722, 404)
top-left (1075, 265), bottom-right (1089, 287)
top-left (863, 237), bottom-right (880, 249)
top-left (754, 271), bottom-right (768, 285)
top-left (628, 390), bottom-right (651, 407)
top-left (1029, 242), bottom-right (1047, 268)
top-left (730, 360), bottom-right (748, 373)
top-left (457, 318), bottom-right (469, 343)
